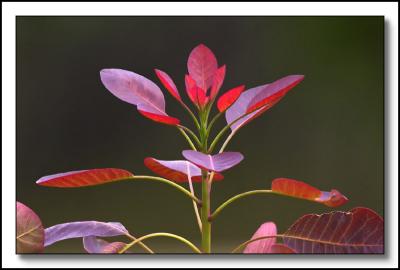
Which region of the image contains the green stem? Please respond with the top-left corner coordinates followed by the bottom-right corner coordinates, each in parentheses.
top-left (177, 127), bottom-right (197, 151)
top-left (180, 102), bottom-right (200, 130)
top-left (178, 125), bottom-right (201, 147)
top-left (207, 112), bottom-right (223, 134)
top-left (208, 124), bottom-right (231, 153)
top-left (119, 232), bottom-right (202, 254)
top-left (201, 171), bottom-right (211, 253)
top-left (131, 176), bottom-right (201, 205)
top-left (209, 190), bottom-right (273, 221)
top-left (125, 233), bottom-right (154, 253)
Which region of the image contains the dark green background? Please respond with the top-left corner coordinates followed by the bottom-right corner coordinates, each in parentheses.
top-left (17, 17), bottom-right (384, 253)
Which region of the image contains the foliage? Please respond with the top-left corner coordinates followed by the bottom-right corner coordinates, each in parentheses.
top-left (17, 44), bottom-right (383, 254)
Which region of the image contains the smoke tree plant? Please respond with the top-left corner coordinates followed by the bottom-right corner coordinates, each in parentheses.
top-left (17, 44), bottom-right (383, 254)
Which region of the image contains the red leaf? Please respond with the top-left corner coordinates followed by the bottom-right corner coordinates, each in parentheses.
top-left (36, 168), bottom-right (133, 188)
top-left (155, 69), bottom-right (181, 102)
top-left (185, 74), bottom-right (208, 108)
top-left (217, 85), bottom-right (245, 112)
top-left (271, 178), bottom-right (348, 207)
top-left (187, 44), bottom-right (218, 91)
top-left (246, 75), bottom-right (304, 114)
top-left (144, 157), bottom-right (223, 183)
top-left (210, 65), bottom-right (226, 99)
top-left (17, 202), bottom-right (44, 253)
top-left (270, 244), bottom-right (296, 253)
top-left (138, 110), bottom-right (180, 125)
top-left (283, 207), bottom-right (384, 253)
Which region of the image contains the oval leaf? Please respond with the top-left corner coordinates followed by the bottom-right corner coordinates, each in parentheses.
top-left (36, 168), bottom-right (133, 188)
top-left (154, 69), bottom-right (181, 101)
top-left (100, 68), bottom-right (180, 125)
top-left (17, 202), bottom-right (44, 253)
top-left (244, 222), bottom-right (277, 254)
top-left (226, 75), bottom-right (303, 133)
top-left (217, 85), bottom-right (245, 112)
top-left (225, 83), bottom-right (272, 132)
top-left (182, 150), bottom-right (244, 172)
top-left (44, 221), bottom-right (128, 247)
top-left (187, 44), bottom-right (218, 91)
top-left (271, 178), bottom-right (348, 207)
top-left (83, 236), bottom-right (127, 254)
top-left (144, 158), bottom-right (223, 183)
top-left (283, 207), bottom-right (383, 253)
top-left (246, 75), bottom-right (304, 114)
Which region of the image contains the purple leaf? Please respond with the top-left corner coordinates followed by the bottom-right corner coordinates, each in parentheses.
top-left (226, 75), bottom-right (303, 132)
top-left (44, 221), bottom-right (128, 247)
top-left (225, 83), bottom-right (270, 132)
top-left (17, 202), bottom-right (45, 253)
top-left (144, 158), bottom-right (224, 183)
top-left (246, 75), bottom-right (304, 113)
top-left (100, 68), bottom-right (180, 125)
top-left (244, 222), bottom-right (277, 253)
top-left (83, 236), bottom-right (127, 254)
top-left (182, 150), bottom-right (243, 172)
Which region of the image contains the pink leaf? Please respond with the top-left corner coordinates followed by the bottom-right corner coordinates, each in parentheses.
top-left (217, 85), bottom-right (245, 112)
top-left (210, 65), bottom-right (226, 99)
top-left (243, 222), bottom-right (277, 253)
top-left (271, 178), bottom-right (348, 207)
top-left (187, 44), bottom-right (218, 91)
top-left (36, 168), bottom-right (133, 188)
top-left (182, 150), bottom-right (244, 172)
top-left (283, 207), bottom-right (384, 253)
top-left (154, 69), bottom-right (181, 101)
top-left (144, 158), bottom-right (223, 183)
top-left (100, 68), bottom-right (180, 125)
top-left (17, 202), bottom-right (44, 253)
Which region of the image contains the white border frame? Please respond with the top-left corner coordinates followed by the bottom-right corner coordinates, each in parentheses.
top-left (2, 2), bottom-right (398, 268)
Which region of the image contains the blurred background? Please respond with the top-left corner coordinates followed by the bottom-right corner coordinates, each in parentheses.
top-left (17, 16), bottom-right (384, 253)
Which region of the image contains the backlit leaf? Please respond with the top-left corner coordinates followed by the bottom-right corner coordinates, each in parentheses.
top-left (187, 44), bottom-right (218, 91)
top-left (243, 222), bottom-right (277, 253)
top-left (100, 68), bottom-right (180, 125)
top-left (144, 158), bottom-right (223, 183)
top-left (182, 150), bottom-right (244, 172)
top-left (217, 85), bottom-right (245, 112)
top-left (226, 75), bottom-right (303, 133)
top-left (16, 202), bottom-right (44, 253)
top-left (185, 74), bottom-right (208, 107)
top-left (155, 69), bottom-right (181, 101)
top-left (271, 178), bottom-right (348, 207)
top-left (44, 221), bottom-right (128, 247)
top-left (210, 65), bottom-right (226, 99)
top-left (83, 236), bottom-right (127, 254)
top-left (246, 75), bottom-right (304, 114)
top-left (283, 207), bottom-right (384, 253)
top-left (36, 168), bottom-right (133, 188)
